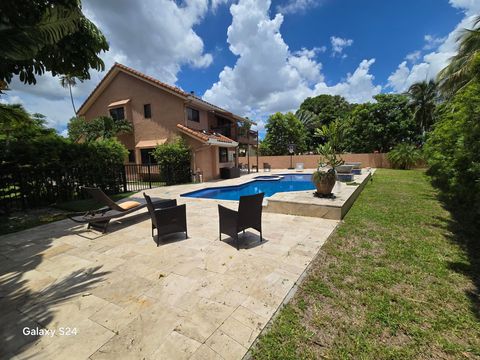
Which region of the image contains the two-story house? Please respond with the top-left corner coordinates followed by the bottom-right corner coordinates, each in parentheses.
top-left (77, 63), bottom-right (258, 181)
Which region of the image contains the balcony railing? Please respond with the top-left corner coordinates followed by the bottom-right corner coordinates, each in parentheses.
top-left (210, 126), bottom-right (232, 138)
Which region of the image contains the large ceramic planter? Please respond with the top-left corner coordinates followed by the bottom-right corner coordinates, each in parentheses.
top-left (312, 171), bottom-right (336, 195)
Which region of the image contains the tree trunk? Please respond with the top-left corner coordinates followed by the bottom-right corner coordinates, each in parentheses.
top-left (69, 84), bottom-right (77, 114)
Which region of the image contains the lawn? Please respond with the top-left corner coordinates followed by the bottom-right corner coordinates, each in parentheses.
top-left (0, 192), bottom-right (135, 235)
top-left (252, 169), bottom-right (480, 359)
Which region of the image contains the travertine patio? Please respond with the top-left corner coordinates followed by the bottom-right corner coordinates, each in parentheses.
top-left (1, 172), bottom-right (339, 360)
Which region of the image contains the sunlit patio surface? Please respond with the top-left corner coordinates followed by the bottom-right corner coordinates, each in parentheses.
top-left (1, 172), bottom-right (340, 360)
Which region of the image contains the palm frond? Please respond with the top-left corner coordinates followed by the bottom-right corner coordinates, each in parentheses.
top-left (295, 109), bottom-right (317, 129)
top-left (0, 5), bottom-right (83, 60)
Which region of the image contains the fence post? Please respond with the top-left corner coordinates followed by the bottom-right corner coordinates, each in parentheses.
top-left (148, 164), bottom-right (152, 189)
top-left (122, 165), bottom-right (128, 193)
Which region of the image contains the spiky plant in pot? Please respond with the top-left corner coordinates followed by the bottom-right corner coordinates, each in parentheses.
top-left (312, 121), bottom-right (344, 195)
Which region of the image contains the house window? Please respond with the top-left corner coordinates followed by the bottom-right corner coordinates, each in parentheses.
top-left (219, 147), bottom-right (228, 163)
top-left (109, 107), bottom-right (125, 121)
top-left (127, 150), bottom-right (135, 163)
top-left (144, 104), bottom-right (151, 118)
top-left (187, 107), bottom-right (200, 122)
top-left (140, 148), bottom-right (157, 164)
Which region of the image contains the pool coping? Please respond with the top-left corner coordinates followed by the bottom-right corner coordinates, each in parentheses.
top-left (180, 173), bottom-right (314, 200)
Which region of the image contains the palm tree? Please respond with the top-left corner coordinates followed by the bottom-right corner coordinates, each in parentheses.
top-left (60, 75), bottom-right (79, 114)
top-left (438, 16), bottom-right (480, 97)
top-left (295, 109), bottom-right (317, 130)
top-left (406, 80), bottom-right (438, 135)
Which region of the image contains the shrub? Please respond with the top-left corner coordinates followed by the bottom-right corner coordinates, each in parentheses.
top-left (387, 143), bottom-right (422, 169)
top-left (152, 138), bottom-right (191, 185)
top-left (424, 80), bottom-right (480, 221)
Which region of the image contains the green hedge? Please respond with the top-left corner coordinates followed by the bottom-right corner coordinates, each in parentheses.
top-left (1, 136), bottom-right (128, 209)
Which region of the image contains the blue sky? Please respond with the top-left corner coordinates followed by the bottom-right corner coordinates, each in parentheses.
top-left (182, 0), bottom-right (463, 94)
top-left (1, 0), bottom-right (478, 137)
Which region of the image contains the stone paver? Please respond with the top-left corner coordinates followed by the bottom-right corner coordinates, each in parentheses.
top-left (0, 171), bottom-right (339, 359)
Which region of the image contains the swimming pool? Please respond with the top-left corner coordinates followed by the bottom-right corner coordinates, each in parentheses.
top-left (181, 174), bottom-right (315, 201)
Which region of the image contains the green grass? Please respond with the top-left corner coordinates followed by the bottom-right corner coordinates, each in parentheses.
top-left (0, 192), bottom-right (135, 235)
top-left (252, 169), bottom-right (480, 359)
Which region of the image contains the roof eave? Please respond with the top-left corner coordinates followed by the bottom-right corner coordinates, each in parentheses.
top-left (207, 139), bottom-right (238, 147)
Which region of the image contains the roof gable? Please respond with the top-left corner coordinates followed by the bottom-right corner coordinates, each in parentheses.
top-left (77, 63), bottom-right (255, 125)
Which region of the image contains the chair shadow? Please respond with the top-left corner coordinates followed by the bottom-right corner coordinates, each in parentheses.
top-left (221, 230), bottom-right (268, 250)
top-left (155, 232), bottom-right (189, 246)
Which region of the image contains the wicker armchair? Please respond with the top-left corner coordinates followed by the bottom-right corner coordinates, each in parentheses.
top-left (144, 193), bottom-right (187, 245)
top-left (218, 193), bottom-right (264, 250)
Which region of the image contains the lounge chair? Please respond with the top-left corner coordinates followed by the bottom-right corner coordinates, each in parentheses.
top-left (263, 163), bottom-right (271, 172)
top-left (143, 193), bottom-right (187, 245)
top-left (218, 193), bottom-right (264, 250)
top-left (68, 187), bottom-right (173, 233)
top-left (295, 162), bottom-right (304, 172)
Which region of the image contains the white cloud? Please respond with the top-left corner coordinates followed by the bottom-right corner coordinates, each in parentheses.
top-left (387, 12), bottom-right (476, 93)
top-left (294, 46), bottom-right (327, 57)
top-left (0, 95), bottom-right (23, 105)
top-left (210, 0), bottom-right (231, 11)
top-left (82, 0), bottom-right (213, 84)
top-left (449, 0), bottom-right (480, 15)
top-left (204, 0), bottom-right (380, 126)
top-left (276, 0), bottom-right (322, 14)
top-left (3, 0), bottom-right (214, 132)
top-left (330, 36), bottom-right (353, 57)
top-left (405, 50), bottom-right (422, 63)
top-left (423, 34), bottom-right (447, 50)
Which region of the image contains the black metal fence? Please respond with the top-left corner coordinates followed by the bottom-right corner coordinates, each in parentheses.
top-left (123, 164), bottom-right (165, 192)
top-left (0, 163), bottom-right (164, 213)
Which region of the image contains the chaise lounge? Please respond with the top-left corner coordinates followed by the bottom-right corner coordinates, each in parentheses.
top-left (68, 187), bottom-right (174, 233)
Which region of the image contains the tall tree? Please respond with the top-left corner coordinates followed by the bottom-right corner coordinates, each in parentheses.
top-left (438, 16), bottom-right (480, 97)
top-left (298, 95), bottom-right (351, 151)
top-left (0, 0), bottom-right (108, 86)
top-left (342, 94), bottom-right (417, 153)
top-left (299, 95), bottom-right (351, 126)
top-left (406, 80), bottom-right (438, 135)
top-left (260, 112), bottom-right (307, 155)
top-left (60, 75), bottom-right (80, 114)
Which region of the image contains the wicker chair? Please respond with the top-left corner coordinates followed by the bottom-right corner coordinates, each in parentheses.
top-left (218, 193), bottom-right (264, 250)
top-left (144, 193), bottom-right (187, 245)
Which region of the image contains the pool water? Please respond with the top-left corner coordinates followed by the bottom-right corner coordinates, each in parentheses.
top-left (181, 174), bottom-right (315, 201)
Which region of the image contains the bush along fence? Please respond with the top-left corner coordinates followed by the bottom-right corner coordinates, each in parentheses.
top-left (0, 163), bottom-right (165, 213)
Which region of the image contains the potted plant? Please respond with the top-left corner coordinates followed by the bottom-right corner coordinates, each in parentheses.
top-left (312, 121), bottom-right (344, 196)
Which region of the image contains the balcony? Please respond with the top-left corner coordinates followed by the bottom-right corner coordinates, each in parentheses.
top-left (210, 125), bottom-right (232, 138)
top-left (237, 130), bottom-right (258, 145)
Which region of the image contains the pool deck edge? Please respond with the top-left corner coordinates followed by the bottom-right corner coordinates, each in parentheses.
top-left (264, 170), bottom-right (374, 220)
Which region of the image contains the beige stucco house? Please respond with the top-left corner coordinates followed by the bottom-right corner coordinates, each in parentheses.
top-left (77, 63), bottom-right (258, 181)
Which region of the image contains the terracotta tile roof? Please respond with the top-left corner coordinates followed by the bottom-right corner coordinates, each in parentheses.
top-left (78, 63), bottom-right (255, 125)
top-left (176, 124), bottom-right (238, 146)
top-left (114, 63), bottom-right (188, 97)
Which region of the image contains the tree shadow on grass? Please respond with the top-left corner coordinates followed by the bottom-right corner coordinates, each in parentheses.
top-left (0, 222), bottom-right (110, 357)
top-left (435, 208), bottom-right (480, 321)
